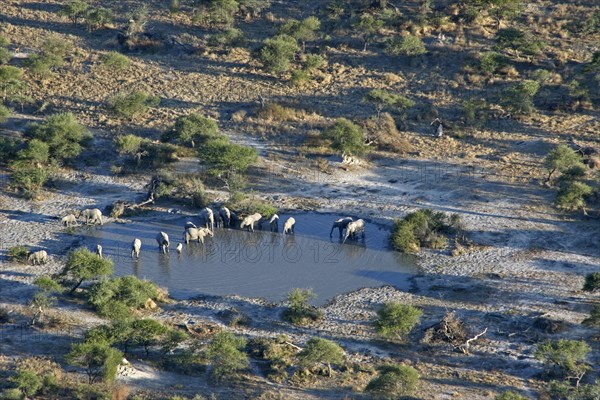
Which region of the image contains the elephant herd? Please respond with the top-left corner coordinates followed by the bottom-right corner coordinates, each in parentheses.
top-left (46, 206), bottom-right (366, 263)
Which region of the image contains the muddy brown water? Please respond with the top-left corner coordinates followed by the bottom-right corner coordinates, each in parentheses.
top-left (76, 213), bottom-right (418, 304)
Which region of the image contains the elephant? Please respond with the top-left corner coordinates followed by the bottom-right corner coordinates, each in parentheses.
top-left (61, 214), bottom-right (77, 227)
top-left (131, 238), bottom-right (141, 259)
top-left (96, 244), bottom-right (103, 258)
top-left (219, 207), bottom-right (232, 228)
top-left (240, 213), bottom-right (262, 232)
top-left (184, 221), bottom-right (197, 229)
top-left (183, 227), bottom-right (213, 244)
top-left (268, 214), bottom-right (279, 232)
top-left (343, 219), bottom-right (365, 243)
top-left (330, 217), bottom-right (353, 238)
top-left (176, 243), bottom-right (183, 254)
top-left (28, 250), bottom-right (48, 265)
top-left (81, 208), bottom-right (103, 225)
top-left (283, 217), bottom-right (295, 235)
top-left (199, 208), bottom-right (215, 231)
top-left (156, 232), bottom-right (170, 253)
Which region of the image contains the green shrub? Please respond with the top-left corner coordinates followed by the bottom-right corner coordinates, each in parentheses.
top-left (40, 37), bottom-right (70, 66)
top-left (495, 28), bottom-right (543, 56)
top-left (66, 339), bottom-right (123, 383)
top-left (152, 173), bottom-right (207, 207)
top-left (322, 118), bottom-right (366, 157)
top-left (259, 34), bottom-right (299, 74)
top-left (164, 113), bottom-right (219, 148)
top-left (0, 136), bottom-right (19, 164)
top-left (8, 245), bottom-right (29, 263)
top-left (61, 247), bottom-right (113, 293)
top-left (479, 51), bottom-right (507, 74)
top-left (88, 275), bottom-right (159, 318)
top-left (304, 53), bottom-right (324, 71)
top-left (583, 304), bottom-right (600, 328)
top-left (209, 0), bottom-right (239, 27)
top-left (461, 97), bottom-right (488, 127)
top-left (9, 161), bottom-right (52, 196)
top-left (500, 80), bottom-right (540, 115)
top-left (365, 364), bottom-right (419, 399)
top-left (291, 69), bottom-right (310, 86)
top-left (225, 193), bottom-right (276, 217)
top-left (280, 16), bottom-right (320, 51)
top-left (391, 209), bottom-right (452, 253)
top-left (238, 0), bottom-right (272, 18)
top-left (281, 288), bottom-right (323, 325)
top-left (99, 51), bottom-right (130, 71)
top-left (0, 65), bottom-right (27, 102)
top-left (555, 181), bottom-right (593, 213)
top-left (385, 35), bottom-right (427, 56)
top-left (85, 7), bottom-right (114, 31)
top-left (0, 103), bottom-right (11, 122)
top-left (108, 91), bottom-right (159, 119)
top-left (114, 134), bottom-right (144, 155)
top-left (26, 113), bottom-right (90, 162)
top-left (534, 339), bottom-right (591, 385)
top-left (0, 47), bottom-right (11, 65)
top-left (209, 28), bottom-right (245, 48)
top-left (374, 302), bottom-right (422, 341)
top-left (544, 145), bottom-right (585, 183)
top-left (495, 391), bottom-right (528, 400)
top-left (297, 337), bottom-right (344, 376)
top-left (34, 275), bottom-right (64, 293)
top-left (583, 273), bottom-right (600, 292)
top-left (364, 89), bottom-right (415, 118)
top-left (60, 0), bottom-right (89, 24)
top-left (128, 319), bottom-right (169, 356)
top-left (9, 370), bottom-right (42, 398)
top-left (198, 137), bottom-right (257, 175)
top-left (354, 14), bottom-right (383, 51)
top-left (205, 332), bottom-right (249, 380)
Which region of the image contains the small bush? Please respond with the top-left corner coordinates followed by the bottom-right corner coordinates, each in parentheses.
top-left (209, 0), bottom-right (239, 27)
top-left (67, 339), bottom-right (123, 383)
top-left (0, 47), bottom-right (11, 65)
top-left (583, 273), bottom-right (600, 292)
top-left (391, 209), bottom-right (453, 253)
top-left (385, 35), bottom-right (427, 56)
top-left (297, 337), bottom-right (344, 376)
top-left (500, 80), bottom-right (540, 115)
top-left (26, 112), bottom-right (91, 162)
top-left (198, 137), bottom-right (258, 175)
top-left (8, 245), bottom-right (29, 263)
top-left (544, 145), bottom-right (585, 183)
top-left (495, 28), bottom-right (543, 56)
top-left (88, 275), bottom-right (160, 319)
top-left (365, 364), bottom-right (419, 399)
top-left (534, 339), bottom-right (591, 385)
top-left (256, 103), bottom-right (302, 122)
top-left (34, 275), bottom-right (64, 293)
top-left (60, 0), bottom-right (89, 24)
top-left (583, 304), bottom-right (600, 328)
top-left (108, 91), bottom-right (160, 120)
top-left (99, 51), bottom-right (130, 71)
top-left (461, 97), bottom-right (489, 127)
top-left (205, 332), bottom-right (249, 381)
top-left (9, 370), bottom-right (42, 398)
top-left (322, 118), bottom-right (367, 157)
top-left (259, 34), bottom-right (299, 74)
top-left (163, 113), bottom-right (219, 148)
top-left (374, 302), bottom-right (422, 341)
top-left (303, 54), bottom-right (324, 71)
top-left (281, 288), bottom-right (323, 325)
top-left (280, 16), bottom-right (320, 51)
top-left (361, 113), bottom-right (412, 153)
top-left (479, 51), bottom-right (507, 75)
top-left (291, 69), bottom-right (310, 86)
top-left (225, 192), bottom-right (276, 218)
top-left (555, 181), bottom-right (593, 213)
top-left (85, 7), bottom-right (114, 31)
top-left (0, 65), bottom-right (27, 102)
top-left (209, 28), bottom-right (245, 48)
top-left (353, 13), bottom-right (383, 51)
top-left (0, 104), bottom-right (11, 122)
top-left (9, 161), bottom-right (52, 196)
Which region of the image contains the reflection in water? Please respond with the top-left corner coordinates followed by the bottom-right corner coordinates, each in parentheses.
top-left (76, 212), bottom-right (418, 304)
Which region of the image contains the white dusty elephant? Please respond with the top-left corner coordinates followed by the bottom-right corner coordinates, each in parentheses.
top-left (343, 219), bottom-right (365, 243)
top-left (240, 213), bottom-right (262, 232)
top-left (81, 208), bottom-right (103, 225)
top-left (219, 207), bottom-right (232, 228)
top-left (269, 214), bottom-right (279, 232)
top-left (199, 207), bottom-right (215, 231)
top-left (131, 238), bottom-right (141, 259)
top-left (156, 231), bottom-right (170, 253)
top-left (28, 250), bottom-right (48, 265)
top-left (283, 217), bottom-right (295, 235)
top-left (184, 221), bottom-right (197, 229)
top-left (330, 217), bottom-right (353, 238)
top-left (176, 243), bottom-right (183, 254)
top-left (183, 227), bottom-right (213, 244)
top-left (61, 214), bottom-right (77, 227)
top-left (96, 244), bottom-right (103, 258)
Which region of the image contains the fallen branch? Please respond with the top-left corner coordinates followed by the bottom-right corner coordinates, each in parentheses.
top-left (457, 327), bottom-right (487, 355)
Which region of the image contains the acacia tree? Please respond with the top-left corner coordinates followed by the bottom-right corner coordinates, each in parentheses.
top-left (67, 339), bottom-right (123, 383)
top-left (374, 302), bottom-right (422, 341)
top-left (297, 337), bottom-right (344, 376)
top-left (259, 34), bottom-right (299, 74)
top-left (26, 113), bottom-right (91, 162)
top-left (535, 339), bottom-right (591, 387)
top-left (62, 247), bottom-right (113, 293)
top-left (280, 16), bottom-right (320, 52)
top-left (205, 332), bottom-right (249, 380)
top-left (544, 145), bottom-right (584, 183)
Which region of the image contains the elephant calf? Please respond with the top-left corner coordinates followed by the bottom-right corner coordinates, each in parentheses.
top-left (28, 250), bottom-right (48, 265)
top-left (330, 217), bottom-right (353, 238)
top-left (61, 214), bottom-right (77, 227)
top-left (283, 217), bottom-right (295, 235)
top-left (240, 213), bottom-right (262, 232)
top-left (343, 219), bottom-right (365, 243)
top-left (131, 238), bottom-right (141, 259)
top-left (269, 214), bottom-right (279, 232)
top-left (156, 232), bottom-right (170, 253)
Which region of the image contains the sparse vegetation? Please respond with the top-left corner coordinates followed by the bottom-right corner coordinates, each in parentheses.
top-left (322, 118), bottom-right (367, 157)
top-left (281, 288), bottom-right (323, 325)
top-left (534, 339), bottom-right (591, 386)
top-left (26, 113), bottom-right (91, 162)
top-left (297, 337), bottom-right (344, 377)
top-left (108, 91), bottom-right (160, 120)
top-left (7, 245), bottom-right (29, 263)
top-left (163, 113), bottom-right (219, 148)
top-left (66, 338), bottom-right (123, 383)
top-left (87, 275), bottom-right (160, 320)
top-left (99, 51), bottom-right (130, 71)
top-left (205, 332), bottom-right (249, 380)
top-left (385, 35), bottom-right (427, 56)
top-left (61, 247), bottom-right (113, 293)
top-left (391, 209), bottom-right (459, 253)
